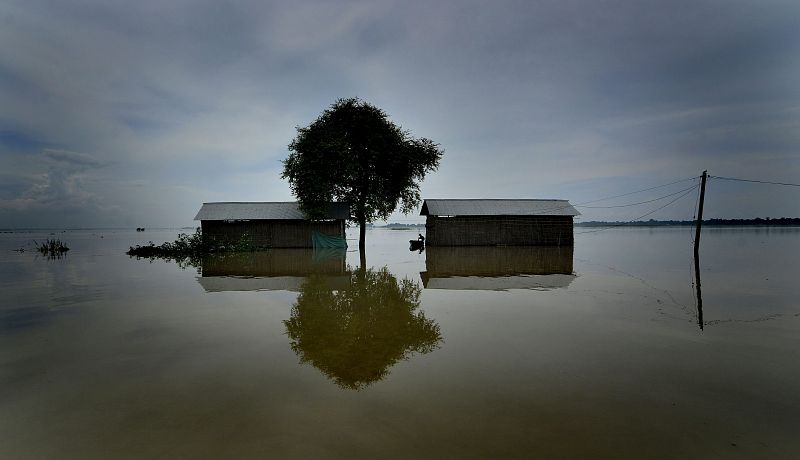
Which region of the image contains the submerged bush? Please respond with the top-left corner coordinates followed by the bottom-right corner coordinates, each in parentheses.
top-left (35, 239), bottom-right (70, 258)
top-left (126, 228), bottom-right (254, 268)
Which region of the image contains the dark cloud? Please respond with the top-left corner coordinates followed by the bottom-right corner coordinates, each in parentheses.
top-left (43, 149), bottom-right (107, 168)
top-left (0, 173), bottom-right (32, 199)
top-left (0, 0), bottom-right (798, 226)
top-left (0, 130), bottom-right (50, 153)
top-left (0, 149), bottom-right (108, 227)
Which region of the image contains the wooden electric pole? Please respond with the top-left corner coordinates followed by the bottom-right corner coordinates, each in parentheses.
top-left (694, 171), bottom-right (708, 258)
top-left (694, 170), bottom-right (707, 329)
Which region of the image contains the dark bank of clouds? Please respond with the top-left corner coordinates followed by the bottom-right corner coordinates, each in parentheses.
top-left (0, 0), bottom-right (798, 227)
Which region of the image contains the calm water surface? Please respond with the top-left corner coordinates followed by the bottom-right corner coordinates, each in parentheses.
top-left (1, 227), bottom-right (798, 458)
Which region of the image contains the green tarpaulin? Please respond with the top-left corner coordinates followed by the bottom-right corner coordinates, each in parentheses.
top-left (312, 231), bottom-right (348, 249)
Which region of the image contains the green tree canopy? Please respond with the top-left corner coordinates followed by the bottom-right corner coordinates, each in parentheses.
top-left (284, 267), bottom-right (442, 390)
top-left (282, 97), bottom-right (443, 251)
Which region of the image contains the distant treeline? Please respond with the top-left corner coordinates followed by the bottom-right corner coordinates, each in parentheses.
top-left (382, 223), bottom-right (425, 228)
top-left (576, 217), bottom-right (800, 227)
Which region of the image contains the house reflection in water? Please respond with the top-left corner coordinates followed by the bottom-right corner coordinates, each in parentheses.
top-left (196, 250), bottom-right (441, 390)
top-left (197, 248), bottom-right (349, 292)
top-left (420, 246), bottom-right (576, 291)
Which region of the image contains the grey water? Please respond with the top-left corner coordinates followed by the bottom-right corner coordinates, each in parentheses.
top-left (1, 227), bottom-right (799, 458)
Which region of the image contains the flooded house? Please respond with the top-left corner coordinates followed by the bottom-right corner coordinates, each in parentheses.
top-left (194, 201), bottom-right (349, 248)
top-left (420, 199), bottom-right (579, 246)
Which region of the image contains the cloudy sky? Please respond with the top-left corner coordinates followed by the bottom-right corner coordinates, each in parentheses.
top-left (1, 0), bottom-right (798, 227)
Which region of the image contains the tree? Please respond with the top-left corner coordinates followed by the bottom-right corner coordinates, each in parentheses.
top-left (282, 97), bottom-right (443, 253)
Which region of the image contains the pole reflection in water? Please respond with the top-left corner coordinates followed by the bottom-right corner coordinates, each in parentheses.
top-left (285, 267), bottom-right (442, 390)
top-left (694, 248), bottom-right (704, 330)
top-left (420, 246), bottom-right (575, 291)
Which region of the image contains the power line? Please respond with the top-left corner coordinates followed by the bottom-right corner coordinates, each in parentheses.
top-left (394, 175), bottom-right (702, 219)
top-left (523, 176), bottom-right (700, 215)
top-left (575, 184), bottom-right (699, 234)
top-left (709, 175), bottom-right (800, 188)
top-left (577, 183), bottom-right (699, 209)
top-left (574, 176), bottom-right (700, 205)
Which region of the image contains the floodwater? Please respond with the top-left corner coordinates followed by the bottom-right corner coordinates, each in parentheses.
top-left (1, 226), bottom-right (798, 459)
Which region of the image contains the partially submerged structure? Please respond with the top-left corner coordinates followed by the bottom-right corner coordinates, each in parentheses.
top-left (194, 202), bottom-right (349, 248)
top-left (420, 199), bottom-right (579, 246)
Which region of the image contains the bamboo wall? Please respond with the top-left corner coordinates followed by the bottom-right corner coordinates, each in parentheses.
top-left (425, 215), bottom-right (574, 246)
top-left (201, 219), bottom-right (344, 248)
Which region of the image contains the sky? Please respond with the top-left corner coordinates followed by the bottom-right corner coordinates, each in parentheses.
top-left (1, 0), bottom-right (799, 228)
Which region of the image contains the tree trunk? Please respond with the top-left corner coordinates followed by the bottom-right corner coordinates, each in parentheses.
top-left (359, 250), bottom-right (367, 273)
top-left (359, 218), bottom-right (367, 270)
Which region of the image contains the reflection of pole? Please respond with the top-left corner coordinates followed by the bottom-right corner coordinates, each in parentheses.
top-left (694, 250), bottom-right (704, 330)
top-left (694, 171), bottom-right (707, 330)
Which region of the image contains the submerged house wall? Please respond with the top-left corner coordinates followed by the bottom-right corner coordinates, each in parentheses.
top-left (425, 215), bottom-right (574, 246)
top-left (201, 219), bottom-right (344, 248)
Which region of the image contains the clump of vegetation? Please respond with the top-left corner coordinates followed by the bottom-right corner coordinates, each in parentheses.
top-left (35, 239), bottom-right (70, 258)
top-left (126, 228), bottom-right (255, 268)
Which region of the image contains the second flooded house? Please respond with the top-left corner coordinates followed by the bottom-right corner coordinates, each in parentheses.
top-left (420, 199), bottom-right (579, 246)
top-left (194, 201), bottom-right (349, 248)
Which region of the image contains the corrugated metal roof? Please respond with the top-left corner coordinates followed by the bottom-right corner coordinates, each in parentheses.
top-left (194, 202), bottom-right (349, 221)
top-left (420, 199), bottom-right (580, 217)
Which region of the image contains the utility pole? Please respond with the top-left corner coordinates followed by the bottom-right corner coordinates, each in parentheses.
top-left (694, 170), bottom-right (707, 330)
top-left (694, 170), bottom-right (707, 258)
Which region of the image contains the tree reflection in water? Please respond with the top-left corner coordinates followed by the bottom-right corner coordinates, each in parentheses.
top-left (284, 267), bottom-right (442, 390)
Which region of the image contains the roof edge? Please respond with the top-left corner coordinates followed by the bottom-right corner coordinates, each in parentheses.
top-left (419, 198), bottom-right (579, 217)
